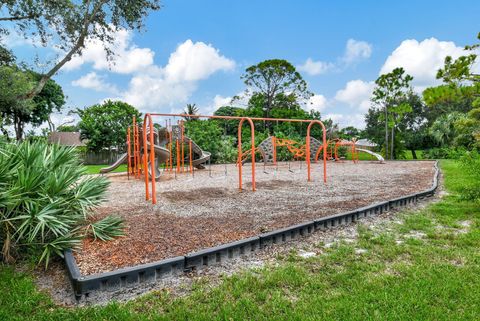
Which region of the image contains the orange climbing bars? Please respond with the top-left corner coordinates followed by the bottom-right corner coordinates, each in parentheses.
top-left (141, 113), bottom-right (327, 204)
top-left (237, 117), bottom-right (256, 191)
top-left (306, 120), bottom-right (327, 183)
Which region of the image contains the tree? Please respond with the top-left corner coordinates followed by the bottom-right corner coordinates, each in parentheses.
top-left (183, 103), bottom-right (199, 121)
top-left (0, 65), bottom-right (35, 140)
top-left (213, 106), bottom-right (245, 136)
top-left (371, 67), bottom-right (413, 159)
top-left (0, 0), bottom-right (161, 101)
top-left (77, 100), bottom-right (141, 152)
top-left (240, 59), bottom-right (312, 128)
top-left (57, 124), bottom-right (80, 132)
top-left (338, 126), bottom-right (361, 140)
top-left (426, 32), bottom-right (480, 149)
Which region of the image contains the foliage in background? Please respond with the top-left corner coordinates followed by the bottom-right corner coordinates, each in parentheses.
top-left (459, 151), bottom-right (480, 202)
top-left (183, 103), bottom-right (199, 121)
top-left (237, 59), bottom-right (313, 132)
top-left (423, 32), bottom-right (480, 151)
top-left (0, 46), bottom-right (65, 140)
top-left (0, 141), bottom-right (124, 267)
top-left (370, 67), bottom-right (414, 159)
top-left (77, 100), bottom-right (141, 152)
top-left (0, 0), bottom-right (161, 102)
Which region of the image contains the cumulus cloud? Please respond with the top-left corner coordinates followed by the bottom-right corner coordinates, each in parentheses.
top-left (72, 72), bottom-right (118, 94)
top-left (308, 94), bottom-right (328, 112)
top-left (324, 113), bottom-right (366, 129)
top-left (297, 58), bottom-right (334, 76)
top-left (298, 39), bottom-right (372, 76)
top-left (380, 38), bottom-right (466, 88)
top-left (121, 40), bottom-right (235, 111)
top-left (63, 28), bottom-right (155, 74)
top-left (335, 79), bottom-right (374, 111)
top-left (342, 39), bottom-right (372, 64)
top-left (164, 40), bottom-right (235, 82)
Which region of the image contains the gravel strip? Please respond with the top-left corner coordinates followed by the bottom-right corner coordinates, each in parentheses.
top-left (75, 161), bottom-right (435, 275)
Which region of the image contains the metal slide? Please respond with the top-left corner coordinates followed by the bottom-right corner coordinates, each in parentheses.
top-left (99, 153), bottom-right (128, 174)
top-left (355, 148), bottom-right (385, 163)
top-left (183, 136), bottom-right (211, 169)
top-left (146, 142), bottom-right (170, 180)
top-left (99, 144), bottom-right (171, 178)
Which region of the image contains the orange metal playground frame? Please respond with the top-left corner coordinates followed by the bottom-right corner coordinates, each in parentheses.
top-left (128, 113), bottom-right (327, 204)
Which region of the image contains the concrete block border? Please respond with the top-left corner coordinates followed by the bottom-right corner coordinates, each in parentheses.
top-left (65, 161), bottom-right (440, 299)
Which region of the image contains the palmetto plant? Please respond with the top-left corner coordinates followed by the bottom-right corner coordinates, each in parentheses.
top-left (0, 141), bottom-right (124, 267)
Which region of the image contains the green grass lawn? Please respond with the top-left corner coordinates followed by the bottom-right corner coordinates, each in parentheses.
top-left (1, 160), bottom-right (479, 320)
top-left (83, 164), bottom-right (128, 175)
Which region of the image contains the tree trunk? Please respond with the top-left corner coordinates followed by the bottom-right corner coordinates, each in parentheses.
top-left (390, 126), bottom-right (395, 160)
top-left (411, 149), bottom-right (417, 159)
top-left (384, 106), bottom-right (389, 160)
top-left (14, 113), bottom-right (24, 141)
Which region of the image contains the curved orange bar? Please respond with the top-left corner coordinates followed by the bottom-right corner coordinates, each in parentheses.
top-left (127, 127), bottom-right (131, 177)
top-left (237, 117), bottom-right (256, 191)
top-left (142, 114), bottom-right (150, 200)
top-left (306, 120), bottom-right (327, 183)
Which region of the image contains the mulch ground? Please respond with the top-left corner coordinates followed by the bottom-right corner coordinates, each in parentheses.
top-left (75, 161), bottom-right (436, 275)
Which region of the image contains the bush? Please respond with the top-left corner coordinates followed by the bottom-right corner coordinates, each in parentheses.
top-left (422, 147), bottom-right (468, 159)
top-left (459, 151), bottom-right (480, 202)
top-left (0, 141), bottom-right (124, 267)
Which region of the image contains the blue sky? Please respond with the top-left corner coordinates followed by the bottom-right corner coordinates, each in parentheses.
top-left (4, 0), bottom-right (480, 128)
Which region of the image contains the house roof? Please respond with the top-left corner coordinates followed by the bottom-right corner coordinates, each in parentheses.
top-left (355, 138), bottom-right (377, 147)
top-left (48, 132), bottom-right (85, 147)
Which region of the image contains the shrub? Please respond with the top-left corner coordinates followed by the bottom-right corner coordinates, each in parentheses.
top-left (459, 151), bottom-right (480, 202)
top-left (0, 141), bottom-right (124, 267)
top-left (422, 147), bottom-right (468, 159)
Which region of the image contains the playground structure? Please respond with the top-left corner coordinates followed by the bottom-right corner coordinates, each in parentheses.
top-left (124, 114), bottom-right (329, 204)
top-left (100, 117), bottom-right (211, 178)
top-left (100, 113), bottom-right (385, 205)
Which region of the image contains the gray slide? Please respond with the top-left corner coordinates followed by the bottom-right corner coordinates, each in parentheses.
top-left (146, 142), bottom-right (170, 180)
top-left (99, 143), bottom-right (171, 178)
top-left (355, 148), bottom-right (385, 163)
top-left (99, 153), bottom-right (128, 174)
top-left (183, 136), bottom-right (211, 169)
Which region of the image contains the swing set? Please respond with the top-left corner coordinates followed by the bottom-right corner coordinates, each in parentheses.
top-left (126, 113), bottom-right (329, 204)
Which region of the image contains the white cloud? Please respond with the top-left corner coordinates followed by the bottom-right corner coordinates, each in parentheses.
top-left (297, 58), bottom-right (334, 76)
top-left (308, 94), bottom-right (328, 112)
top-left (380, 38), bottom-right (466, 88)
top-left (164, 40), bottom-right (235, 82)
top-left (343, 39), bottom-right (372, 64)
top-left (120, 40), bottom-right (235, 111)
top-left (71, 72), bottom-right (118, 94)
top-left (335, 80), bottom-right (374, 111)
top-left (324, 113), bottom-right (366, 129)
top-left (63, 28), bottom-right (155, 74)
top-left (298, 39), bottom-right (372, 76)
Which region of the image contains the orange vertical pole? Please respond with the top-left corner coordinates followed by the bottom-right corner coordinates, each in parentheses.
top-left (148, 115), bottom-right (157, 204)
top-left (176, 140), bottom-right (180, 173)
top-left (127, 127), bottom-right (132, 176)
top-left (306, 120), bottom-right (327, 183)
top-left (272, 136), bottom-right (277, 165)
top-left (189, 140), bottom-right (193, 174)
top-left (133, 116), bottom-right (137, 177)
top-left (142, 116), bottom-right (149, 200)
top-left (238, 117), bottom-right (256, 191)
top-left (169, 123), bottom-right (173, 172)
top-left (180, 120), bottom-right (185, 172)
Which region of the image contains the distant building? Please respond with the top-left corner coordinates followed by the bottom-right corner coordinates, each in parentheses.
top-left (48, 132), bottom-right (86, 147)
top-left (355, 138), bottom-right (377, 150)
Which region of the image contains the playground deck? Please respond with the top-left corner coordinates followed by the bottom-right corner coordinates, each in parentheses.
top-left (76, 160), bottom-right (436, 275)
